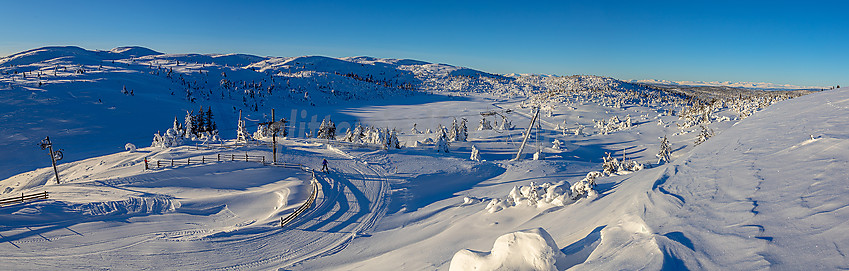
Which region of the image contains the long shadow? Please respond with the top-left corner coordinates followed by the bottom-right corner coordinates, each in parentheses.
top-left (326, 169), bottom-right (372, 233)
top-left (301, 173), bottom-right (349, 232)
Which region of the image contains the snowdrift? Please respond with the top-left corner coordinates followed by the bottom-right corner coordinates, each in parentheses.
top-left (450, 228), bottom-right (567, 271)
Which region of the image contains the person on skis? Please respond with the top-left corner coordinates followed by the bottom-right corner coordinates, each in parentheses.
top-left (321, 158), bottom-right (329, 172)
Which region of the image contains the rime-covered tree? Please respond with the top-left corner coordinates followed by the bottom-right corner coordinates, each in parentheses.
top-left (435, 125), bottom-right (450, 153)
top-left (184, 110), bottom-right (195, 138)
top-left (387, 128), bottom-right (400, 149)
top-left (457, 118), bottom-right (468, 141)
top-left (694, 125), bottom-right (714, 146)
top-left (172, 116), bottom-right (184, 137)
top-left (470, 145), bottom-right (481, 161)
top-left (478, 117), bottom-right (492, 130)
top-left (657, 135), bottom-right (671, 164)
top-left (317, 117), bottom-right (337, 140)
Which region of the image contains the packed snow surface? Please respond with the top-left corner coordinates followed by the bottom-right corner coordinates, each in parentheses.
top-left (0, 46), bottom-right (843, 270)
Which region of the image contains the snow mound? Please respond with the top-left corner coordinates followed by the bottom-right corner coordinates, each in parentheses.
top-left (449, 227), bottom-right (567, 271)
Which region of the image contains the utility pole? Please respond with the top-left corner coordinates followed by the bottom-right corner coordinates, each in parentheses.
top-left (259, 108), bottom-right (288, 164)
top-left (513, 106), bottom-right (539, 161)
top-left (39, 136), bottom-right (63, 184)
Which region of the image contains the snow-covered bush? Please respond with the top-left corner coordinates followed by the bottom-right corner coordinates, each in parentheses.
top-left (485, 182), bottom-right (571, 213)
top-left (551, 139), bottom-right (563, 150)
top-left (151, 128), bottom-right (183, 149)
top-left (435, 125), bottom-right (450, 153)
top-left (601, 152), bottom-right (643, 176)
top-left (657, 135), bottom-right (671, 164)
top-left (694, 125), bottom-right (714, 146)
top-left (470, 145), bottom-right (481, 161)
top-left (593, 115), bottom-right (631, 135)
top-left (533, 149), bottom-right (544, 160)
top-left (478, 117), bottom-right (492, 130)
top-left (124, 143), bottom-right (137, 152)
top-left (570, 171), bottom-right (602, 200)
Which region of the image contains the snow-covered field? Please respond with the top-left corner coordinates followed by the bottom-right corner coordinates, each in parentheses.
top-left (0, 46), bottom-right (843, 270)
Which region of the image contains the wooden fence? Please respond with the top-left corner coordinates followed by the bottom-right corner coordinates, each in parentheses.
top-left (146, 153), bottom-right (269, 169)
top-left (0, 191), bottom-right (49, 206)
top-left (280, 171), bottom-right (320, 227)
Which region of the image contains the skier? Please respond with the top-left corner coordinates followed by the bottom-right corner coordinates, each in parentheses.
top-left (321, 159), bottom-right (329, 173)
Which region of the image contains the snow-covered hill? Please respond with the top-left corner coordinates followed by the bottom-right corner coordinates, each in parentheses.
top-left (1, 45), bottom-right (837, 270)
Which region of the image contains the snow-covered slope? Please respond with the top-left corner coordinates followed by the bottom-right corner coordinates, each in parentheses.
top-left (2, 45), bottom-right (835, 270)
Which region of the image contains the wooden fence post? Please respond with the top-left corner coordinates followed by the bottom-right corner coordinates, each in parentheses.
top-left (217, 153), bottom-right (221, 162)
top-left (171, 159), bottom-right (174, 166)
top-left (187, 158), bottom-right (191, 165)
top-left (245, 152), bottom-right (248, 162)
top-left (202, 156), bottom-right (205, 163)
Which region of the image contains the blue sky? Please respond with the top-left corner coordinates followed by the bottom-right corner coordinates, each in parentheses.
top-left (1, 0), bottom-right (846, 87)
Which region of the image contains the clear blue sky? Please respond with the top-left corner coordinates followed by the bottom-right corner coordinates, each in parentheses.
top-left (1, 0), bottom-right (846, 87)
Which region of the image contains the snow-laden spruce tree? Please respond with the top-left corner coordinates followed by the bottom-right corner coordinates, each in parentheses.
top-left (457, 118), bottom-right (468, 141)
top-left (470, 145), bottom-right (481, 161)
top-left (317, 117), bottom-right (336, 140)
top-left (657, 135), bottom-right (671, 164)
top-left (350, 124), bottom-right (365, 143)
top-left (449, 118), bottom-right (459, 141)
top-left (694, 125), bottom-right (714, 146)
top-left (435, 125), bottom-right (450, 153)
top-left (552, 139), bottom-right (563, 150)
top-left (387, 128), bottom-right (400, 149)
top-left (184, 110), bottom-right (195, 139)
top-left (151, 128), bottom-right (182, 148)
top-left (498, 118), bottom-right (512, 130)
top-left (478, 117), bottom-right (492, 130)
top-left (172, 116), bottom-right (184, 138)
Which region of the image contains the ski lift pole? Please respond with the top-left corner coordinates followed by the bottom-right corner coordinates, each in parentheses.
top-left (39, 136), bottom-right (61, 184)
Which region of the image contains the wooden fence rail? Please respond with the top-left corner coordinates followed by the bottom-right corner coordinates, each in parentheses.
top-left (145, 153), bottom-right (268, 169)
top-left (280, 171), bottom-right (320, 227)
top-left (0, 191), bottom-right (49, 206)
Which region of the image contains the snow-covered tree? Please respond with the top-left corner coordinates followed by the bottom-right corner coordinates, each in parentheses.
top-left (411, 123), bottom-right (419, 134)
top-left (172, 116), bottom-right (184, 137)
top-left (196, 106), bottom-right (206, 134)
top-left (470, 145), bottom-right (481, 161)
top-left (435, 125), bottom-right (450, 153)
top-left (478, 117), bottom-right (493, 130)
top-left (449, 118), bottom-right (459, 141)
top-left (657, 135), bottom-right (671, 164)
top-left (694, 125), bottom-right (714, 146)
top-left (552, 139), bottom-right (563, 150)
top-left (152, 128), bottom-right (183, 148)
top-left (387, 128), bottom-right (400, 149)
top-left (497, 118), bottom-right (512, 130)
top-left (205, 107), bottom-right (216, 132)
top-left (317, 117), bottom-right (336, 140)
top-left (457, 118), bottom-right (468, 141)
top-left (184, 110), bottom-right (195, 139)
